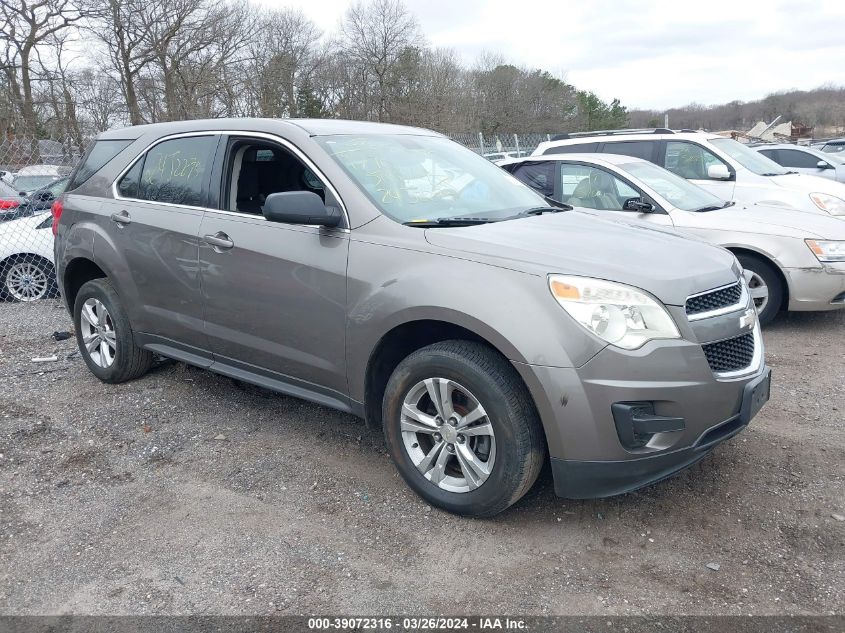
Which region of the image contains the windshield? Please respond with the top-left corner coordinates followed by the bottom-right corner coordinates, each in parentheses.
top-left (13, 175), bottom-right (57, 193)
top-left (709, 138), bottom-right (788, 176)
top-left (316, 134), bottom-right (545, 223)
top-left (622, 161), bottom-right (727, 211)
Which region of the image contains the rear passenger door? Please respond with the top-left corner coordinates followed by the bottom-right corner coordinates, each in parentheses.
top-left (104, 133), bottom-right (218, 353)
top-left (198, 134), bottom-right (350, 405)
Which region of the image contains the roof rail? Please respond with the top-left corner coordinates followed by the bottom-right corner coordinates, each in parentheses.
top-left (550, 128), bottom-right (677, 140)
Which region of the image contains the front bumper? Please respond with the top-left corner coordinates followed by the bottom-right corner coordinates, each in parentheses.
top-left (513, 305), bottom-right (769, 499)
top-left (551, 367), bottom-right (770, 498)
top-left (784, 263), bottom-right (845, 311)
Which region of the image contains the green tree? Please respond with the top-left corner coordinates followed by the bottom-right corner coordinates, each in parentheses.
top-left (576, 90), bottom-right (628, 130)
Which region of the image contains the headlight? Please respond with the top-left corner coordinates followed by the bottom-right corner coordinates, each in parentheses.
top-left (548, 275), bottom-right (680, 350)
top-left (809, 193), bottom-right (845, 216)
top-left (806, 239), bottom-right (845, 262)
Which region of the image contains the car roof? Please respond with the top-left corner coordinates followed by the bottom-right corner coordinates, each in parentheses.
top-left (499, 153), bottom-right (650, 168)
top-left (98, 118), bottom-right (442, 141)
top-left (754, 143), bottom-right (820, 151)
top-left (535, 131), bottom-right (722, 153)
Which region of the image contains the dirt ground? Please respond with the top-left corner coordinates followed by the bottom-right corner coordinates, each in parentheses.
top-left (0, 300), bottom-right (842, 616)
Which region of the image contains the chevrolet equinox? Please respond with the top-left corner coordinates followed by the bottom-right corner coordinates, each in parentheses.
top-left (53, 119), bottom-right (771, 517)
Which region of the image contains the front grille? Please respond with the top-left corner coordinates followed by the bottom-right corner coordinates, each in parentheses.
top-left (702, 333), bottom-right (755, 373)
top-left (685, 282), bottom-right (742, 316)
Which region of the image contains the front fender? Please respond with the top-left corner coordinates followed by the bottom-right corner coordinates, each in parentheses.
top-left (345, 239), bottom-right (606, 403)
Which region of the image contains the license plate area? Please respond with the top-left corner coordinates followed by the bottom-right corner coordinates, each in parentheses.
top-left (740, 368), bottom-right (771, 424)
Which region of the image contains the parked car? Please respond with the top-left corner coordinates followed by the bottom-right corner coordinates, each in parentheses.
top-left (501, 154), bottom-right (845, 325)
top-left (533, 130), bottom-right (845, 218)
top-left (54, 119), bottom-right (770, 517)
top-left (483, 151), bottom-right (525, 163)
top-left (753, 144), bottom-right (845, 183)
top-left (0, 179), bottom-right (27, 223)
top-left (23, 176), bottom-right (70, 213)
top-left (13, 164), bottom-right (69, 194)
top-left (0, 210), bottom-right (56, 301)
top-left (819, 139), bottom-right (845, 155)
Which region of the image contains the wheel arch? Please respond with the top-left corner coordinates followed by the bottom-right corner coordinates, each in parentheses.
top-left (362, 319), bottom-right (536, 431)
top-left (724, 245), bottom-right (790, 310)
top-left (62, 257), bottom-right (108, 311)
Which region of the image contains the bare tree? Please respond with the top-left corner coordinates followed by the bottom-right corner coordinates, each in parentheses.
top-left (340, 0), bottom-right (422, 122)
top-left (0, 0), bottom-right (88, 139)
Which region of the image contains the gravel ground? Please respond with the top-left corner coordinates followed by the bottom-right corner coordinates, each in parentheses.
top-left (0, 300), bottom-right (843, 616)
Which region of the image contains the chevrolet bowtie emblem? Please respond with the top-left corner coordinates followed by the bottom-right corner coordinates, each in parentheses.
top-left (739, 308), bottom-right (757, 330)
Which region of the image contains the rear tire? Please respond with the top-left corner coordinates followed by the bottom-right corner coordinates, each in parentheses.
top-left (74, 278), bottom-right (153, 383)
top-left (737, 254), bottom-right (783, 326)
top-left (383, 340), bottom-right (545, 518)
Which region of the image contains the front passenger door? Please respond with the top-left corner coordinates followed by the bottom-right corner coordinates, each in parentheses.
top-left (198, 135), bottom-right (350, 405)
top-left (663, 141), bottom-right (736, 200)
top-left (558, 163), bottom-right (674, 228)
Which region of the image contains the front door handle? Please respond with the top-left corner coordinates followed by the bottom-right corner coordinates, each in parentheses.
top-left (203, 231), bottom-right (234, 251)
top-left (110, 210), bottom-right (131, 225)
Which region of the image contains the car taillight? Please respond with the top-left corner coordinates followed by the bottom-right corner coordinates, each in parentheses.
top-left (0, 199), bottom-right (20, 210)
top-left (51, 198), bottom-right (64, 236)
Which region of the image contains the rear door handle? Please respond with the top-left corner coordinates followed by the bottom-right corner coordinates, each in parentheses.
top-left (203, 231), bottom-right (234, 251)
top-left (110, 210), bottom-right (131, 225)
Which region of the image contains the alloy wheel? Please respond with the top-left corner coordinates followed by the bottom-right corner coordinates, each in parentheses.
top-left (80, 298), bottom-right (117, 368)
top-left (6, 261), bottom-right (49, 302)
top-left (400, 377), bottom-right (496, 493)
top-left (744, 269), bottom-right (769, 314)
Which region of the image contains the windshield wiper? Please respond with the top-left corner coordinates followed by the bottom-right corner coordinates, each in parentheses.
top-left (692, 202), bottom-right (731, 212)
top-left (403, 217), bottom-right (495, 227)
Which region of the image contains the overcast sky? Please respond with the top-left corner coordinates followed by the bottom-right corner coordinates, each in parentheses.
top-left (254, 0), bottom-right (845, 110)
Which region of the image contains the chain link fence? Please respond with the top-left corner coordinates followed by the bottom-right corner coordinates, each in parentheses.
top-left (0, 130), bottom-right (554, 306)
top-left (0, 137), bottom-right (80, 303)
top-left (448, 132), bottom-right (553, 159)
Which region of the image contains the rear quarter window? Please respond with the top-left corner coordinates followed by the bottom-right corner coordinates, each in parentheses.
top-left (67, 139), bottom-right (133, 190)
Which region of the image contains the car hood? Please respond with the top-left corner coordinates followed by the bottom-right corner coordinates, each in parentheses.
top-left (699, 202), bottom-right (845, 239)
top-left (424, 210), bottom-right (738, 307)
top-left (769, 172), bottom-right (845, 197)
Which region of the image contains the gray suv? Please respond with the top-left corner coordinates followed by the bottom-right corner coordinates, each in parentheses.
top-left (53, 119), bottom-right (771, 517)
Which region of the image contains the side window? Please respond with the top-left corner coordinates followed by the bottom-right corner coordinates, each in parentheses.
top-left (602, 141), bottom-right (655, 162)
top-left (117, 159), bottom-right (143, 199)
top-left (664, 141), bottom-right (727, 180)
top-left (510, 161), bottom-right (555, 197)
top-left (139, 136), bottom-right (216, 206)
top-left (757, 149), bottom-right (779, 163)
top-left (224, 139), bottom-right (328, 215)
top-left (778, 149), bottom-right (821, 169)
top-left (543, 142), bottom-right (597, 155)
top-left (560, 164), bottom-right (639, 211)
top-left (68, 139), bottom-right (132, 190)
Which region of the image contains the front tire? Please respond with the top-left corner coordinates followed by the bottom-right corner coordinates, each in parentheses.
top-left (737, 254), bottom-right (783, 326)
top-left (74, 279), bottom-right (153, 383)
top-left (383, 340), bottom-right (545, 517)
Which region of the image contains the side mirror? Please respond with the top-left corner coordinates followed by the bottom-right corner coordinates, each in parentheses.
top-left (623, 197), bottom-right (654, 213)
top-left (707, 164), bottom-right (732, 180)
top-left (817, 160), bottom-right (832, 170)
top-left (262, 191), bottom-right (341, 227)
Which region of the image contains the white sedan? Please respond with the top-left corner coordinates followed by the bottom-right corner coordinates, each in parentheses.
top-left (501, 153), bottom-right (845, 325)
top-left (0, 210), bottom-right (57, 301)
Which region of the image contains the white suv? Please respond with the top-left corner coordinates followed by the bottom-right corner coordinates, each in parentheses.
top-left (533, 130), bottom-right (845, 218)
